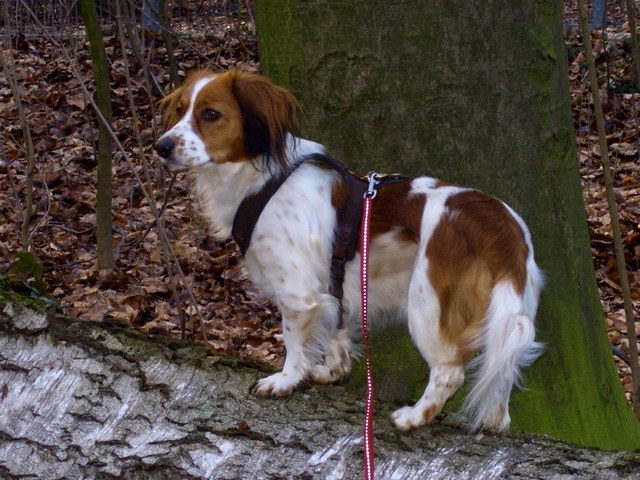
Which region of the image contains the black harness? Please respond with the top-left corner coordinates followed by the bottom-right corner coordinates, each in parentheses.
top-left (231, 153), bottom-right (408, 310)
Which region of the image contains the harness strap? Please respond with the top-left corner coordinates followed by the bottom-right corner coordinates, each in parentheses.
top-left (231, 154), bottom-right (408, 315)
top-left (304, 154), bottom-right (369, 306)
top-left (232, 170), bottom-right (297, 256)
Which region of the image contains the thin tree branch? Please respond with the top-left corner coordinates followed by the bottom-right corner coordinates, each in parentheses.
top-left (0, 16), bottom-right (35, 254)
top-left (18, 0), bottom-right (209, 343)
top-left (578, 0), bottom-right (640, 420)
top-left (115, 0), bottom-right (197, 341)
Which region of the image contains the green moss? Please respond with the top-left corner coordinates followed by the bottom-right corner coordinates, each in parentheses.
top-left (347, 326), bottom-right (427, 403)
top-left (0, 275), bottom-right (55, 313)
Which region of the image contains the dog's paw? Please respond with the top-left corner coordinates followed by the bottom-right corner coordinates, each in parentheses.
top-left (311, 364), bottom-right (346, 385)
top-left (475, 408), bottom-right (511, 433)
top-left (391, 404), bottom-right (436, 431)
top-left (253, 373), bottom-right (298, 398)
top-left (311, 362), bottom-right (350, 384)
top-left (312, 330), bottom-right (352, 384)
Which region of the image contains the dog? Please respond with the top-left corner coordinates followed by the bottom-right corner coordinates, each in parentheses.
top-left (154, 69), bottom-right (544, 433)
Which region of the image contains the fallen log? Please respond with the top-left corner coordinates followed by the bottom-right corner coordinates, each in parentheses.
top-left (1, 301), bottom-right (639, 479)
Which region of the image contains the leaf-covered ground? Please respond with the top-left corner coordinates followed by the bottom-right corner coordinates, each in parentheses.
top-left (565, 2), bottom-right (640, 403)
top-left (0, 3), bottom-right (639, 402)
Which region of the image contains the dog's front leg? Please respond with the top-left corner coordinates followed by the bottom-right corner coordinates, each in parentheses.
top-left (254, 315), bottom-right (312, 397)
top-left (254, 294), bottom-right (336, 397)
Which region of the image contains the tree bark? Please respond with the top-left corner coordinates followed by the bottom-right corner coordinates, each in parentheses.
top-left (255, 0), bottom-right (640, 450)
top-left (1, 301), bottom-right (639, 480)
top-left (157, 0), bottom-right (180, 88)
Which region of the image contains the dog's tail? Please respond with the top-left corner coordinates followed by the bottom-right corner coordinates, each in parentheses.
top-left (461, 256), bottom-right (544, 432)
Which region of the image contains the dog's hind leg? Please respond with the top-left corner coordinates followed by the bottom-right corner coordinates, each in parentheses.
top-left (391, 255), bottom-right (486, 431)
top-left (390, 279), bottom-right (466, 430)
top-left (254, 293), bottom-right (339, 397)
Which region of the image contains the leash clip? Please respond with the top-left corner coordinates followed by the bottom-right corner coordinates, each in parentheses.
top-left (365, 172), bottom-right (380, 199)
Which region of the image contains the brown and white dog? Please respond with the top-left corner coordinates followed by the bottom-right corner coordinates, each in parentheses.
top-left (154, 69), bottom-right (544, 433)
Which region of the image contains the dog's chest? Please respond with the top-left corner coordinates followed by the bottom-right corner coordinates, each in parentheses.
top-left (242, 167), bottom-right (339, 298)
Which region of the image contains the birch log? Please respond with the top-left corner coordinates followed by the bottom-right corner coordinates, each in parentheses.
top-left (1, 301), bottom-right (639, 479)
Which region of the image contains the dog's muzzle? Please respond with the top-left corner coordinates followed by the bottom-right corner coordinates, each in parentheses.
top-left (154, 136), bottom-right (175, 161)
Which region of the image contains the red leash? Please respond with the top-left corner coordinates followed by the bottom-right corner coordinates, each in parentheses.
top-left (360, 173), bottom-right (379, 480)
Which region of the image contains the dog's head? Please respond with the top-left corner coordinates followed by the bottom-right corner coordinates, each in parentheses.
top-left (154, 70), bottom-right (300, 170)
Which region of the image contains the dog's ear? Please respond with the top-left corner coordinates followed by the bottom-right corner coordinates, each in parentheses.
top-left (231, 71), bottom-right (301, 172)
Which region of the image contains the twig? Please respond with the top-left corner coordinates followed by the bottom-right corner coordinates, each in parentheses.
top-left (48, 223), bottom-right (95, 235)
top-left (114, 185), bottom-right (137, 260)
top-left (114, 0), bottom-right (205, 343)
top-left (27, 168), bottom-right (51, 249)
top-left (625, 0), bottom-right (640, 156)
top-left (612, 345), bottom-right (632, 367)
top-left (19, 0), bottom-right (208, 343)
top-left (124, 0), bottom-right (226, 71)
top-left (118, 171), bottom-right (178, 255)
top-left (0, 137), bottom-right (23, 218)
top-left (578, 0), bottom-right (640, 420)
top-left (0, 12), bottom-right (36, 254)
top-left (625, 0), bottom-right (640, 81)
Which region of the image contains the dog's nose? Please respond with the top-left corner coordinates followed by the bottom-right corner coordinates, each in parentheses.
top-left (154, 137), bottom-right (175, 158)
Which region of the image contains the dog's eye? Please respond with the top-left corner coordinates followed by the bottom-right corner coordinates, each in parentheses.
top-left (176, 105), bottom-right (184, 116)
top-left (202, 109), bottom-right (221, 122)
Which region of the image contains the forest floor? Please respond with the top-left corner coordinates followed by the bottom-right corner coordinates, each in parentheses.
top-left (0, 3), bottom-right (639, 405)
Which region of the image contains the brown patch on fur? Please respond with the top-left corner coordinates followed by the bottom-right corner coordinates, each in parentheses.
top-left (330, 179), bottom-right (425, 280)
top-left (330, 180), bottom-right (424, 241)
top-left (158, 70), bottom-right (215, 129)
top-left (331, 179), bottom-right (350, 211)
top-left (426, 190), bottom-right (529, 360)
top-left (445, 191), bottom-right (528, 293)
top-left (369, 181), bottom-right (425, 243)
top-left (192, 72), bottom-right (247, 164)
top-left (331, 179), bottom-right (423, 279)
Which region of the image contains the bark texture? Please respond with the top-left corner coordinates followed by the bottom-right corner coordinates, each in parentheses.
top-left (256, 0), bottom-right (640, 449)
top-left (1, 302), bottom-right (640, 479)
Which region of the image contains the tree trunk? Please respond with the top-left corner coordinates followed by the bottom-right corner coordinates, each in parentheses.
top-left (158, 0), bottom-right (180, 88)
top-left (79, 0), bottom-right (115, 271)
top-left (255, 0), bottom-right (640, 450)
top-left (2, 301), bottom-right (640, 479)
top-left (143, 0), bottom-right (161, 32)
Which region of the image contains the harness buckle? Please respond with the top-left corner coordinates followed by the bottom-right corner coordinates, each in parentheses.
top-left (365, 172), bottom-right (380, 199)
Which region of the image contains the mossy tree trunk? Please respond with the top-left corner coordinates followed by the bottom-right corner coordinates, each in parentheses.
top-left (256, 0), bottom-right (640, 450)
